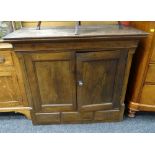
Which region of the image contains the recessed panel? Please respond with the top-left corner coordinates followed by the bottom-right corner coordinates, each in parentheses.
top-left (81, 59), bottom-right (117, 105)
top-left (0, 73), bottom-right (20, 104)
top-left (35, 61), bottom-right (73, 105)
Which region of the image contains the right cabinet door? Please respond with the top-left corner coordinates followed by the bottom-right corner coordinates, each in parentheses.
top-left (76, 50), bottom-right (127, 112)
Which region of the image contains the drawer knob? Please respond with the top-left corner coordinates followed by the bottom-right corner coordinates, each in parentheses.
top-left (0, 57), bottom-right (5, 63)
top-left (78, 80), bottom-right (84, 86)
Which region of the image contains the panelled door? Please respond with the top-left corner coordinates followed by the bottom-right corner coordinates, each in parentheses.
top-left (22, 50), bottom-right (127, 124)
top-left (23, 51), bottom-right (76, 114)
top-left (76, 50), bottom-right (128, 111)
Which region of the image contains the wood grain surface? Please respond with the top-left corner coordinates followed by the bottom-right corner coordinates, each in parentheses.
top-left (2, 26), bottom-right (146, 124)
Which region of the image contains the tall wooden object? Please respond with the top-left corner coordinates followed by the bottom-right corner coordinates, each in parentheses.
top-left (127, 22), bottom-right (155, 117)
top-left (3, 26), bottom-right (146, 124)
top-left (0, 42), bottom-right (31, 119)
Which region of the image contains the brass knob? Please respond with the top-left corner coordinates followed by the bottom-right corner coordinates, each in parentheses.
top-left (150, 29), bottom-right (155, 32)
top-left (78, 80), bottom-right (83, 86)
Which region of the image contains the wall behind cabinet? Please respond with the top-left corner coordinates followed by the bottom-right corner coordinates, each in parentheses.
top-left (22, 21), bottom-right (117, 27)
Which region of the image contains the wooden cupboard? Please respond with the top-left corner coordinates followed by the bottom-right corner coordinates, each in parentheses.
top-left (0, 43), bottom-right (31, 118)
top-left (3, 25), bottom-right (146, 124)
top-left (127, 22), bottom-right (155, 117)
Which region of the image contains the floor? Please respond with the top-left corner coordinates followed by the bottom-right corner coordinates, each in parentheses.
top-left (0, 112), bottom-right (154, 133)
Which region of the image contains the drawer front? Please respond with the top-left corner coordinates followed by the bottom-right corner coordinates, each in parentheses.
top-left (151, 50), bottom-right (155, 62)
top-left (0, 71), bottom-right (22, 107)
top-left (0, 51), bottom-right (13, 66)
top-left (150, 39), bottom-right (155, 62)
top-left (146, 64), bottom-right (155, 83)
top-left (140, 85), bottom-right (155, 105)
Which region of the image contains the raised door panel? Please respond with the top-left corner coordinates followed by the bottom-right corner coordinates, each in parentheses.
top-left (23, 52), bottom-right (76, 114)
top-left (0, 71), bottom-right (22, 107)
top-left (76, 50), bottom-right (127, 111)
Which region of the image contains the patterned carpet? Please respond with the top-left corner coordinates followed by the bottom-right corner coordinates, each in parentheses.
top-left (0, 112), bottom-right (154, 133)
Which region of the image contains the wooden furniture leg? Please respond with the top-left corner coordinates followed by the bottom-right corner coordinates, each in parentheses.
top-left (128, 109), bottom-right (136, 118)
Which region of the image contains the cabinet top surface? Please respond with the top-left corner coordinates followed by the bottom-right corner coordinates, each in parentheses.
top-left (3, 25), bottom-right (148, 42)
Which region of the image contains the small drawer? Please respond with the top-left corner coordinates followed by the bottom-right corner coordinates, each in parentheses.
top-left (150, 45), bottom-right (155, 62)
top-left (146, 64), bottom-right (155, 83)
top-left (140, 84), bottom-right (155, 105)
top-left (0, 51), bottom-right (13, 66)
top-left (151, 51), bottom-right (155, 62)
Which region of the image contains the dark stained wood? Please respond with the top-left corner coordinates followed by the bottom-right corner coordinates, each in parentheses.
top-left (12, 40), bottom-right (139, 52)
top-left (76, 50), bottom-right (127, 111)
top-left (22, 52), bottom-right (76, 115)
top-left (62, 111), bottom-right (94, 123)
top-left (94, 109), bottom-right (124, 122)
top-left (3, 25), bottom-right (147, 42)
top-left (120, 49), bottom-right (135, 104)
top-left (35, 112), bottom-right (60, 124)
top-left (3, 26), bottom-right (146, 124)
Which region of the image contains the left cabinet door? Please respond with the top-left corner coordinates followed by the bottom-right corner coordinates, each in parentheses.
top-left (0, 71), bottom-right (22, 107)
top-left (23, 52), bottom-right (76, 124)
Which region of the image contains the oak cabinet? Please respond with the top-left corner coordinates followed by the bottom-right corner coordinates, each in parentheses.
top-left (0, 44), bottom-right (31, 118)
top-left (127, 22), bottom-right (155, 117)
top-left (151, 48), bottom-right (155, 61)
top-left (3, 26), bottom-right (147, 124)
top-left (0, 51), bottom-right (13, 66)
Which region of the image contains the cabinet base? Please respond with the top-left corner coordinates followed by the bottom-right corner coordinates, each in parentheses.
top-left (128, 101), bottom-right (155, 117)
top-left (32, 105), bottom-right (125, 125)
top-left (0, 107), bottom-right (32, 120)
